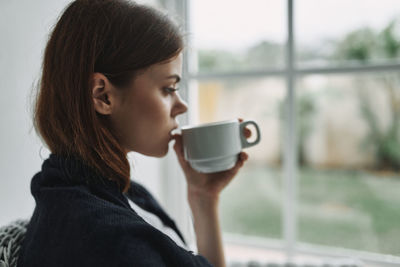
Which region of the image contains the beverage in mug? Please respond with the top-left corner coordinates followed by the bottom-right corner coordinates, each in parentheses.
top-left (181, 119), bottom-right (261, 173)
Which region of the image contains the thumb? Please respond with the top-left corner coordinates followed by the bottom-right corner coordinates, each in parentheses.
top-left (172, 134), bottom-right (191, 170)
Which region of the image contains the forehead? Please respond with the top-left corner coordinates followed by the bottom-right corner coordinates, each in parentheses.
top-left (147, 53), bottom-right (183, 80)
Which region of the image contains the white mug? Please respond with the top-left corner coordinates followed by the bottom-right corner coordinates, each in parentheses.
top-left (181, 119), bottom-right (261, 173)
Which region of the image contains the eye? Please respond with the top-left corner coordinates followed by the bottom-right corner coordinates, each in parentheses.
top-left (163, 87), bottom-right (179, 94)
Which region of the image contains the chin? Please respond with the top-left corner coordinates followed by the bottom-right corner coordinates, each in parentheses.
top-left (150, 151), bottom-right (169, 158)
top-left (142, 145), bottom-right (170, 158)
top-left (132, 138), bottom-right (172, 158)
top-left (158, 146), bottom-right (170, 158)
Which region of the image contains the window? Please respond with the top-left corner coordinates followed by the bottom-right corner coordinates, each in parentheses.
top-left (169, 0), bottom-right (400, 265)
top-left (196, 77), bottom-right (285, 239)
top-left (296, 0), bottom-right (400, 67)
top-left (191, 0), bottom-right (286, 73)
top-left (297, 72), bottom-right (400, 255)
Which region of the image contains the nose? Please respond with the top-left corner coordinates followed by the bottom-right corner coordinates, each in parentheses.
top-left (171, 92), bottom-right (188, 118)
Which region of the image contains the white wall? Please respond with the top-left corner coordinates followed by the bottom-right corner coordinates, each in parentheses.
top-left (0, 0), bottom-right (71, 225)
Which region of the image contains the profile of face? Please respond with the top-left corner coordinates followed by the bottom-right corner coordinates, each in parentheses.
top-left (92, 53), bottom-right (188, 157)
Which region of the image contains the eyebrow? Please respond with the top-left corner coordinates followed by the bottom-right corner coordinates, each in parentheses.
top-left (165, 75), bottom-right (181, 83)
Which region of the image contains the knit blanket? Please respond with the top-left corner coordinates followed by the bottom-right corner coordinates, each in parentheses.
top-left (0, 220), bottom-right (29, 267)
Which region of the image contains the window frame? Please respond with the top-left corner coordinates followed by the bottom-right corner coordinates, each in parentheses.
top-left (165, 0), bottom-right (400, 265)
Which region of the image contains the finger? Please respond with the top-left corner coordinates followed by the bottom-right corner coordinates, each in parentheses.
top-left (238, 118), bottom-right (251, 138)
top-left (172, 134), bottom-right (191, 169)
top-left (239, 151), bottom-right (249, 161)
top-left (227, 159), bottom-right (244, 177)
top-left (243, 127), bottom-right (252, 138)
top-left (172, 134), bottom-right (183, 157)
top-left (172, 135), bottom-right (186, 160)
top-left (226, 152), bottom-right (248, 176)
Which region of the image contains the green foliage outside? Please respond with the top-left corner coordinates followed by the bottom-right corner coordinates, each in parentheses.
top-left (220, 166), bottom-right (400, 256)
top-left (198, 41), bottom-right (284, 73)
top-left (333, 19), bottom-right (400, 62)
top-left (333, 18), bottom-right (400, 170)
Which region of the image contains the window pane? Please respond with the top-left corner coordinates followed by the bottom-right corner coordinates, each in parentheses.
top-left (194, 78), bottom-right (285, 239)
top-left (296, 0), bottom-right (400, 67)
top-left (297, 72), bottom-right (400, 255)
top-left (191, 0), bottom-right (286, 73)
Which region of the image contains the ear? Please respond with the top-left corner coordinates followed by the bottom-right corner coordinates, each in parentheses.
top-left (91, 73), bottom-right (116, 115)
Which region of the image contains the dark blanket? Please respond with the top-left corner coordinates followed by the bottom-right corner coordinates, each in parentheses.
top-left (17, 154), bottom-right (212, 267)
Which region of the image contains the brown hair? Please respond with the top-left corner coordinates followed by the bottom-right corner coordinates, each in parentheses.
top-left (34, 0), bottom-right (183, 192)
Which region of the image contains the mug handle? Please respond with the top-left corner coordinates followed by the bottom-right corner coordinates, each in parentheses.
top-left (239, 120), bottom-right (261, 149)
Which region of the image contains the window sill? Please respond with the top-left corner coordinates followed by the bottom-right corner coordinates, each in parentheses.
top-left (223, 233), bottom-right (400, 267)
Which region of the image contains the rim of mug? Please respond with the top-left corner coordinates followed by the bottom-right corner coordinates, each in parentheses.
top-left (181, 119), bottom-right (239, 131)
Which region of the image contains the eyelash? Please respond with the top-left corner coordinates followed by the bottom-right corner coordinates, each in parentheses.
top-left (164, 87), bottom-right (179, 94)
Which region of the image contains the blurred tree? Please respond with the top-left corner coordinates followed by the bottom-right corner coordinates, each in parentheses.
top-left (297, 93), bottom-right (316, 166)
top-left (198, 40), bottom-right (283, 72)
top-left (278, 92), bottom-right (316, 166)
top-left (198, 50), bottom-right (242, 72)
top-left (379, 19), bottom-right (400, 58)
top-left (333, 27), bottom-right (377, 62)
top-left (333, 18), bottom-right (400, 170)
top-left (245, 41), bottom-right (284, 69)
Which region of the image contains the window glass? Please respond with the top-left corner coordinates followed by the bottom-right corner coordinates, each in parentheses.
top-left (191, 0), bottom-right (286, 73)
top-left (297, 72), bottom-right (400, 255)
top-left (296, 0), bottom-right (400, 67)
top-left (194, 78), bottom-right (285, 239)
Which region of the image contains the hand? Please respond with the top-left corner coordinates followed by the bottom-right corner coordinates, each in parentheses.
top-left (172, 118), bottom-right (251, 201)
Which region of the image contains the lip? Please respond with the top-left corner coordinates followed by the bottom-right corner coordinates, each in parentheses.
top-left (171, 124), bottom-right (179, 132)
top-left (169, 125), bottom-right (179, 137)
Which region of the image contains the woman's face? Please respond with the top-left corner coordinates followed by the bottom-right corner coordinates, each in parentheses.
top-left (109, 53), bottom-right (187, 157)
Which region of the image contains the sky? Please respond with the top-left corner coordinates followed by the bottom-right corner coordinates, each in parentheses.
top-left (190, 0), bottom-right (400, 51)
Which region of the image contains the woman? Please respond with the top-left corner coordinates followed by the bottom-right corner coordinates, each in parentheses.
top-left (17, 0), bottom-right (249, 266)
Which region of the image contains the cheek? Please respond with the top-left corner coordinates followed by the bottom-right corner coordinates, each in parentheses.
top-left (132, 97), bottom-right (172, 141)
top-left (142, 96), bottom-right (172, 122)
top-left (112, 91), bottom-right (173, 151)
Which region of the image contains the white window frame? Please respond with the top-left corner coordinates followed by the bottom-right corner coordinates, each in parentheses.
top-left (163, 0), bottom-right (400, 265)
